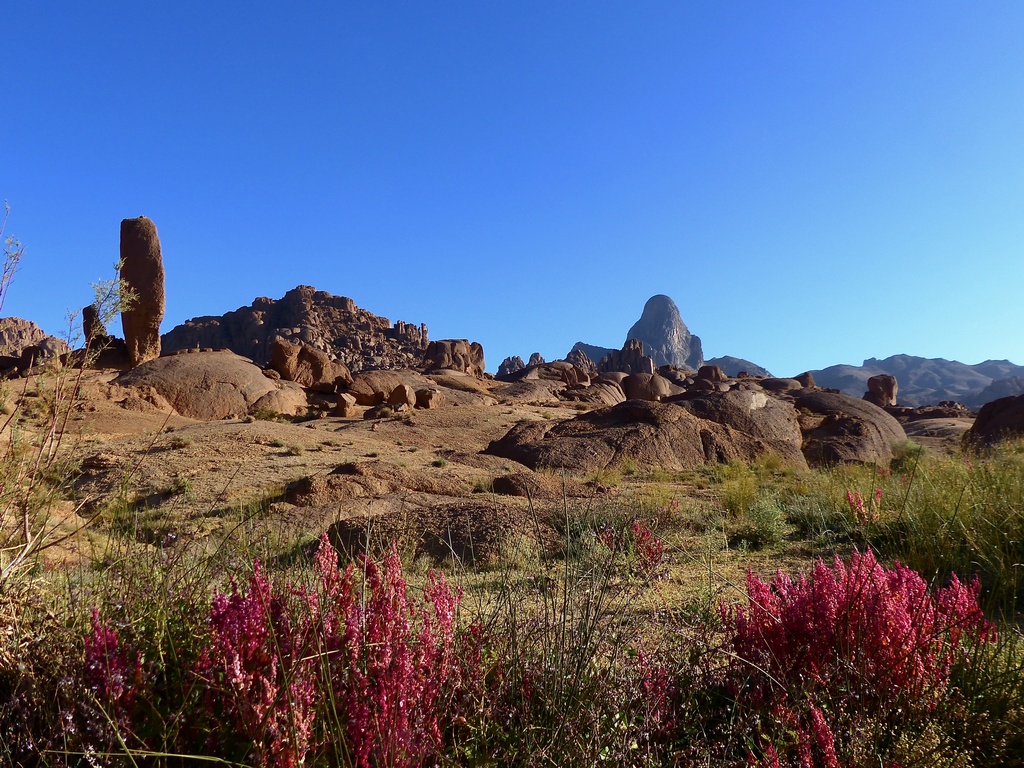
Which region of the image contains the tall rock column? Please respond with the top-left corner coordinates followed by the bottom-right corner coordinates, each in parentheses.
top-left (119, 216), bottom-right (165, 367)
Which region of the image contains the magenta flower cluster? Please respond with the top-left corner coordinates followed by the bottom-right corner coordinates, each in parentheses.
top-left (723, 548), bottom-right (993, 765)
top-left (845, 487), bottom-right (883, 525)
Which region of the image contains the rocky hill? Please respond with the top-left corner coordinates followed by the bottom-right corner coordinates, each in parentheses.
top-left (162, 285), bottom-right (429, 373)
top-left (809, 354), bottom-right (1024, 408)
top-left (705, 356), bottom-right (772, 378)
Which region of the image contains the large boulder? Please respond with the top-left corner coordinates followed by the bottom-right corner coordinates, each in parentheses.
top-left (968, 394), bottom-right (1024, 445)
top-left (114, 350), bottom-right (300, 419)
top-left (269, 337), bottom-right (353, 393)
top-left (119, 216), bottom-right (166, 367)
top-left (559, 380), bottom-right (627, 407)
top-left (422, 339), bottom-right (485, 377)
top-left (621, 373), bottom-right (680, 402)
top-left (792, 390), bottom-right (907, 467)
top-left (346, 369), bottom-right (434, 406)
top-left (82, 304), bottom-right (106, 346)
top-left (672, 389), bottom-right (805, 464)
top-left (485, 399), bottom-right (803, 473)
top-left (864, 373), bottom-right (898, 407)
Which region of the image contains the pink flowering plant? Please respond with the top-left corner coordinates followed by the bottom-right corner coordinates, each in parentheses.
top-left (308, 535), bottom-right (486, 768)
top-left (846, 487), bottom-right (884, 526)
top-left (722, 549), bottom-right (994, 765)
top-left (197, 561), bottom-right (318, 768)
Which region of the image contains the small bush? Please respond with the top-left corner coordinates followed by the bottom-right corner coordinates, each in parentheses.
top-left (252, 407), bottom-right (284, 422)
top-left (431, 458), bottom-right (448, 468)
top-left (733, 494), bottom-right (786, 549)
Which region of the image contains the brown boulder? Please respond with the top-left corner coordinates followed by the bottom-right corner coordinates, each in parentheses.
top-left (672, 389), bottom-right (806, 465)
top-left (697, 365), bottom-right (728, 383)
top-left (758, 378), bottom-right (802, 393)
top-left (422, 339), bottom-right (485, 377)
top-left (795, 371), bottom-right (816, 388)
top-left (269, 338), bottom-right (353, 392)
top-left (793, 390), bottom-right (908, 467)
top-left (416, 388), bottom-right (445, 409)
top-left (114, 350), bottom-right (283, 420)
top-left (335, 392), bottom-right (358, 417)
top-left (387, 383), bottom-right (417, 408)
top-left (967, 394), bottom-right (1024, 445)
top-left (83, 305), bottom-right (106, 346)
top-left (347, 369), bottom-right (433, 406)
top-left (622, 373), bottom-right (679, 402)
top-left (565, 348), bottom-right (599, 377)
top-left (485, 399), bottom-right (804, 473)
top-left (864, 373), bottom-right (898, 407)
top-left (559, 380), bottom-right (626, 407)
top-left (119, 216), bottom-right (166, 367)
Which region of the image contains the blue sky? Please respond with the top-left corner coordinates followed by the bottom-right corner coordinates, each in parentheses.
top-left (5, 2), bottom-right (1023, 376)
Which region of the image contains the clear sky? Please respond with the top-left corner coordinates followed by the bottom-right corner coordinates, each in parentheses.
top-left (5, 2), bottom-right (1023, 376)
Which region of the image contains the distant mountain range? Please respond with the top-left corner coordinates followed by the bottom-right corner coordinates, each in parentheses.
top-left (807, 355), bottom-right (1024, 409)
top-left (569, 294), bottom-right (1024, 408)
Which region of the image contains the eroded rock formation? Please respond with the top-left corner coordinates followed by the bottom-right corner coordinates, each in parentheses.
top-left (120, 216), bottom-right (166, 367)
top-left (163, 285), bottom-right (429, 372)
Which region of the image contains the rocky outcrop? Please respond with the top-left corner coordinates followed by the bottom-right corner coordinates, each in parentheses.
top-left (485, 399), bottom-right (806, 473)
top-left (559, 380), bottom-right (627, 407)
top-left (83, 305), bottom-right (105, 346)
top-left (422, 339), bottom-right (485, 377)
top-left (0, 317), bottom-right (48, 356)
top-left (968, 394), bottom-right (1024, 445)
top-left (569, 342), bottom-right (616, 368)
top-left (673, 389), bottom-right (805, 462)
top-left (528, 352), bottom-right (545, 367)
top-left (119, 216), bottom-right (165, 367)
top-left (163, 285), bottom-right (429, 372)
top-left (864, 374), bottom-right (898, 407)
top-left (565, 348), bottom-right (598, 377)
top-left (269, 338), bottom-right (353, 393)
top-left (497, 355), bottom-right (525, 377)
top-left (598, 339), bottom-right (655, 374)
top-left (625, 295), bottom-right (703, 369)
top-left (621, 373), bottom-right (681, 402)
top-left (114, 350), bottom-right (307, 419)
top-left (792, 390), bottom-right (907, 467)
top-left (0, 318), bottom-right (70, 377)
top-left (347, 370), bottom-right (434, 406)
